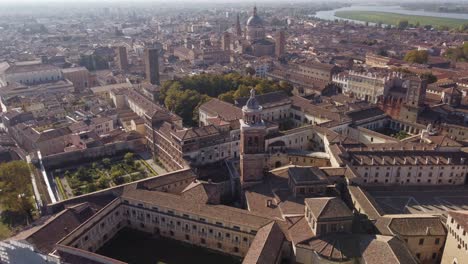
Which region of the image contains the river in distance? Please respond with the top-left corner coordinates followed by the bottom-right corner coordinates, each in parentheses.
top-left (314, 5), bottom-right (468, 25)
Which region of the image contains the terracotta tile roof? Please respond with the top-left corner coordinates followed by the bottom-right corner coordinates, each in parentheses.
top-left (291, 96), bottom-right (345, 122)
top-left (286, 216), bottom-right (315, 245)
top-left (122, 188), bottom-right (272, 229)
top-left (12, 203), bottom-right (95, 254)
top-left (242, 222), bottom-right (284, 264)
top-left (288, 167), bottom-right (328, 184)
top-left (137, 169), bottom-right (196, 192)
top-left (305, 197), bottom-right (352, 220)
top-left (172, 125), bottom-right (221, 141)
top-left (348, 186), bottom-right (384, 221)
top-left (300, 233), bottom-right (360, 261)
top-left (448, 211), bottom-right (468, 231)
top-left (376, 216), bottom-right (446, 237)
top-left (361, 235), bottom-right (418, 264)
top-left (5, 63), bottom-right (59, 74)
top-left (297, 234), bottom-right (417, 264)
top-left (235, 91), bottom-right (291, 109)
top-left (199, 98), bottom-right (242, 121)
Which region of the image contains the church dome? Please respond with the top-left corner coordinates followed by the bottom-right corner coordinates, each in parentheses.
top-left (246, 6), bottom-right (263, 27)
top-left (244, 89), bottom-right (262, 111)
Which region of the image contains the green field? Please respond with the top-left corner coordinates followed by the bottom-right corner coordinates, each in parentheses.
top-left (335, 10), bottom-right (468, 29)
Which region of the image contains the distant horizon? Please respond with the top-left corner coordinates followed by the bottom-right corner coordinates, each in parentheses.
top-left (1, 0), bottom-right (468, 4)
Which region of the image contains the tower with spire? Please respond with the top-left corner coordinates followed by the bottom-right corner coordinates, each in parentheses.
top-left (240, 89), bottom-right (266, 188)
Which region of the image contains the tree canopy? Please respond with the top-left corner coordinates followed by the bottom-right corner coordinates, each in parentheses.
top-left (444, 43), bottom-right (468, 62)
top-left (404, 50), bottom-right (429, 64)
top-left (397, 19), bottom-right (409, 29)
top-left (0, 161), bottom-right (34, 222)
top-left (420, 72), bottom-right (438, 84)
top-left (160, 73), bottom-right (293, 126)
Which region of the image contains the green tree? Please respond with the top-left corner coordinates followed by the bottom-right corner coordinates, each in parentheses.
top-left (463, 42), bottom-right (468, 57)
top-left (218, 90), bottom-right (235, 103)
top-left (102, 158), bottom-right (111, 168)
top-left (404, 50), bottom-right (428, 64)
top-left (444, 43), bottom-right (468, 62)
top-left (124, 152), bottom-right (134, 165)
top-left (97, 177), bottom-right (110, 189)
top-left (397, 19), bottom-right (409, 29)
top-left (458, 23), bottom-right (468, 32)
top-left (75, 167), bottom-right (92, 182)
top-left (233, 84), bottom-right (252, 99)
top-left (0, 161), bottom-right (34, 222)
top-left (420, 72), bottom-right (438, 84)
top-left (279, 81), bottom-right (293, 95)
top-left (160, 73), bottom-right (293, 126)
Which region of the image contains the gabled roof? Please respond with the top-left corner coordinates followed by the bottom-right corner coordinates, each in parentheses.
top-left (305, 197), bottom-right (352, 220)
top-left (288, 167), bottom-right (328, 184)
top-left (11, 203), bottom-right (95, 254)
top-left (235, 91), bottom-right (290, 109)
top-left (242, 222), bottom-right (284, 264)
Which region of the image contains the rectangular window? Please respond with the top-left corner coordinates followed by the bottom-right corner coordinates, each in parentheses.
top-left (419, 238), bottom-right (424, 245)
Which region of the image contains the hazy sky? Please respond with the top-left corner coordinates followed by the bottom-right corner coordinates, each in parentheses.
top-left (0, 0), bottom-right (467, 7)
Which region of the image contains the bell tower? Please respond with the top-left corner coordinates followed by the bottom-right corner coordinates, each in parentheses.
top-left (240, 89), bottom-right (266, 187)
top-left (399, 75), bottom-right (427, 123)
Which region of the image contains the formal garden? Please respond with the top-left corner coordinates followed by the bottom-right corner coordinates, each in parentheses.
top-left (53, 152), bottom-right (158, 199)
top-left (375, 128), bottom-right (411, 140)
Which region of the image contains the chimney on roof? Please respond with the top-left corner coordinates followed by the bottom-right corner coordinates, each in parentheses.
top-left (426, 157), bottom-right (429, 164)
top-left (371, 158), bottom-right (374, 165)
top-left (360, 158), bottom-right (363, 165)
top-left (426, 227), bottom-right (431, 235)
top-left (393, 157), bottom-right (396, 165)
top-left (437, 157), bottom-right (440, 164)
top-left (462, 158), bottom-right (466, 164)
top-left (404, 158), bottom-right (407, 165)
top-left (266, 199), bottom-right (273, 208)
top-left (415, 158), bottom-right (418, 165)
top-left (448, 158), bottom-right (452, 164)
top-left (382, 157), bottom-right (385, 165)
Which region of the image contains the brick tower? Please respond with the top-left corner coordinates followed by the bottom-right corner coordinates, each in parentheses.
top-left (240, 89), bottom-right (266, 188)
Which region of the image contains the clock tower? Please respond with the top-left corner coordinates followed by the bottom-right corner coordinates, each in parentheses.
top-left (240, 89), bottom-right (266, 188)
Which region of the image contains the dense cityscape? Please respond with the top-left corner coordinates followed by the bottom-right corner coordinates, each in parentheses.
top-left (0, 1), bottom-right (467, 264)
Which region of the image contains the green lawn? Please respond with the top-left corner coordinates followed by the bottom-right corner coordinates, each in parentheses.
top-left (335, 10), bottom-right (468, 29)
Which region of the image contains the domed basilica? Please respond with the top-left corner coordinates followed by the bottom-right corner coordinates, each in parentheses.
top-left (238, 6), bottom-right (277, 57)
